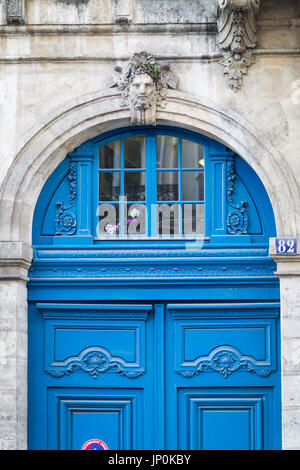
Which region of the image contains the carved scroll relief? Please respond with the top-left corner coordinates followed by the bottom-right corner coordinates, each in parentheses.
top-left (55, 160), bottom-right (77, 236)
top-left (226, 159), bottom-right (248, 235)
top-left (217, 0), bottom-right (260, 91)
top-left (176, 346), bottom-right (273, 379)
top-left (109, 51), bottom-right (178, 126)
top-left (46, 346), bottom-right (145, 379)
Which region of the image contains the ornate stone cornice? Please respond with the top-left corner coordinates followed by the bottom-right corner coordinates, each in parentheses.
top-left (217, 0), bottom-right (260, 91)
top-left (0, 241), bottom-right (32, 282)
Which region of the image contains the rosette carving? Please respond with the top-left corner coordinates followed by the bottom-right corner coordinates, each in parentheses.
top-left (45, 346), bottom-right (145, 379)
top-left (176, 346), bottom-right (273, 379)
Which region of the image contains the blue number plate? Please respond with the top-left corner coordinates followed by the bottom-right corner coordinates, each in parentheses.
top-left (275, 238), bottom-right (297, 255)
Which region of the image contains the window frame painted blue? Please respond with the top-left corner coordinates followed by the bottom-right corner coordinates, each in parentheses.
top-left (32, 125), bottom-right (277, 249)
top-left (93, 128), bottom-right (206, 239)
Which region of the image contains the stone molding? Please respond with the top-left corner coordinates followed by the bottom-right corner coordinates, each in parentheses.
top-left (0, 88), bottom-right (298, 244)
top-left (217, 0), bottom-right (260, 91)
top-left (0, 241), bottom-right (32, 282)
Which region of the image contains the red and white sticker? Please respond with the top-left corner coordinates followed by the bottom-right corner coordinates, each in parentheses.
top-left (81, 439), bottom-right (109, 450)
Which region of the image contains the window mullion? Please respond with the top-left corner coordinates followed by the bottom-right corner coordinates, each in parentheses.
top-left (178, 138), bottom-right (183, 237)
top-left (146, 134), bottom-right (156, 237)
top-left (120, 138), bottom-right (125, 236)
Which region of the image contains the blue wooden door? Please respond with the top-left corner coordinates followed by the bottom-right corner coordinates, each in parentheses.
top-left (29, 303), bottom-right (156, 450)
top-left (28, 126), bottom-right (281, 450)
top-left (28, 301), bottom-right (281, 450)
top-left (165, 303), bottom-right (281, 450)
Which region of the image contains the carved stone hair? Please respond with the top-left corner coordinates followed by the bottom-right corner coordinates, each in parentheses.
top-left (109, 51), bottom-right (178, 125)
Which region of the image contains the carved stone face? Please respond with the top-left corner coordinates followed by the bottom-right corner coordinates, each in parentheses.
top-left (129, 73), bottom-right (156, 110)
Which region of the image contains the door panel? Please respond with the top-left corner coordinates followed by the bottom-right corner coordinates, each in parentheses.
top-left (28, 302), bottom-right (281, 450)
top-left (165, 303), bottom-right (281, 450)
top-left (170, 309), bottom-right (277, 378)
top-left (44, 317), bottom-right (147, 378)
top-left (177, 388), bottom-right (274, 450)
top-left (28, 303), bottom-right (155, 450)
top-left (47, 388), bottom-right (144, 450)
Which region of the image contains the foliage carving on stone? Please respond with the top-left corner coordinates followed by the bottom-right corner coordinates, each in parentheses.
top-left (217, 0), bottom-right (260, 91)
top-left (109, 51), bottom-right (178, 125)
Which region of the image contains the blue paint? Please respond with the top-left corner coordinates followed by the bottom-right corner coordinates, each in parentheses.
top-left (32, 125), bottom-right (276, 246)
top-left (275, 237), bottom-right (297, 255)
top-left (28, 126), bottom-right (281, 450)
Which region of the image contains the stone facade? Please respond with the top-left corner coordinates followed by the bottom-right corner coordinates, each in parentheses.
top-left (0, 0), bottom-right (299, 449)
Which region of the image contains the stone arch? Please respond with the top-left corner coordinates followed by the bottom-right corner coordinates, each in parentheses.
top-left (0, 88), bottom-right (298, 244)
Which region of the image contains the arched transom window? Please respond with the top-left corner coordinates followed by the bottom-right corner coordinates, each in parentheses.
top-left (33, 126), bottom-right (275, 247)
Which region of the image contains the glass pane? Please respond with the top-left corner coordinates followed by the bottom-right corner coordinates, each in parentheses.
top-left (183, 204), bottom-right (205, 235)
top-left (99, 172), bottom-right (120, 201)
top-left (124, 136), bottom-right (146, 168)
top-left (157, 135), bottom-right (178, 168)
top-left (99, 140), bottom-right (121, 169)
top-left (182, 139), bottom-right (204, 169)
top-left (126, 204), bottom-right (147, 236)
top-left (182, 171), bottom-right (204, 201)
top-left (157, 171), bottom-right (179, 201)
top-left (124, 171), bottom-right (146, 201)
top-left (157, 203), bottom-right (180, 236)
top-left (97, 204), bottom-right (120, 236)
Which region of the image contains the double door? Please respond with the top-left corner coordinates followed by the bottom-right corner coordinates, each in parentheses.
top-left (28, 301), bottom-right (281, 450)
